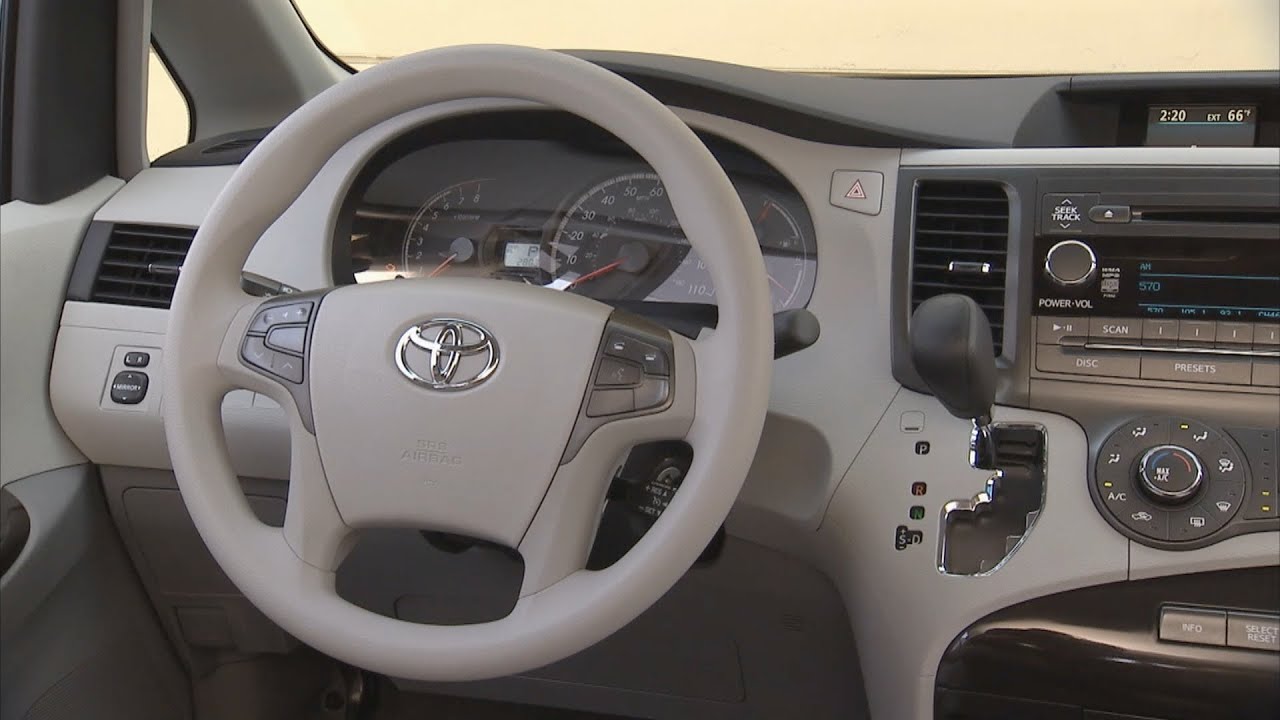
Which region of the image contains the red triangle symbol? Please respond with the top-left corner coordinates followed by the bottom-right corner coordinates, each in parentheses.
top-left (845, 179), bottom-right (866, 200)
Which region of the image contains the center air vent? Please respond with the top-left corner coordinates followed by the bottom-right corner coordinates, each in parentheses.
top-left (909, 180), bottom-right (1010, 355)
top-left (88, 224), bottom-right (196, 308)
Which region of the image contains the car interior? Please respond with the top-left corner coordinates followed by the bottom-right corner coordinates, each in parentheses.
top-left (1, 1), bottom-right (1278, 719)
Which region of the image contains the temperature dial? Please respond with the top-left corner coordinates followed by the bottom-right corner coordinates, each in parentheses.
top-left (1138, 444), bottom-right (1204, 504)
top-left (1044, 239), bottom-right (1097, 287)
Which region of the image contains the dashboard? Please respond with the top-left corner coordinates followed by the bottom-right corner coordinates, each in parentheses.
top-left (42, 56), bottom-right (1280, 720)
top-left (335, 113), bottom-right (816, 314)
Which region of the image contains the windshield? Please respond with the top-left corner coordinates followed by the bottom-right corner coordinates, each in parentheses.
top-left (295, 0), bottom-right (1279, 75)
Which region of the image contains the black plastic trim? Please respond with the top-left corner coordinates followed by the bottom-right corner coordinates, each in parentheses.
top-left (151, 127), bottom-right (272, 167)
top-left (1065, 70), bottom-right (1280, 94)
top-left (8, 0), bottom-right (116, 203)
top-left (285, 0), bottom-right (358, 75)
top-left (64, 221), bottom-right (116, 302)
top-left (0, 0), bottom-right (19, 203)
top-left (936, 566), bottom-right (1280, 720)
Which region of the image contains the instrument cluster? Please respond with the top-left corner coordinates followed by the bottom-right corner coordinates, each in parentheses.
top-left (338, 112), bottom-right (817, 313)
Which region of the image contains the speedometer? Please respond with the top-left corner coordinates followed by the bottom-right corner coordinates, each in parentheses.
top-left (548, 172), bottom-right (683, 300)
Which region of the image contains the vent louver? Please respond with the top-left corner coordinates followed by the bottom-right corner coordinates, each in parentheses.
top-left (201, 137), bottom-right (260, 155)
top-left (909, 180), bottom-right (1010, 355)
top-left (89, 224), bottom-right (196, 308)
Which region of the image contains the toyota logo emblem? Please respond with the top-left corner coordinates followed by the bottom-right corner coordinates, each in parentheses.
top-left (395, 319), bottom-right (499, 390)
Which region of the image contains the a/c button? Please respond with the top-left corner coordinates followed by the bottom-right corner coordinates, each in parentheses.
top-left (1036, 344), bottom-right (1139, 378)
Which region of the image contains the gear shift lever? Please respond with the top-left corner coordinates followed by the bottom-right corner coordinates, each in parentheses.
top-left (909, 294), bottom-right (998, 468)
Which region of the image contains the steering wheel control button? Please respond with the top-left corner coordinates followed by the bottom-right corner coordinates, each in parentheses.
top-left (605, 333), bottom-right (670, 376)
top-left (829, 170), bottom-right (884, 216)
top-left (265, 325), bottom-right (307, 355)
top-left (634, 378), bottom-right (671, 411)
top-left (242, 336), bottom-right (275, 373)
top-left (596, 357), bottom-right (643, 387)
top-left (122, 351), bottom-right (151, 368)
top-left (1138, 445), bottom-right (1204, 503)
top-left (110, 371), bottom-right (149, 405)
top-left (270, 353), bottom-right (304, 384)
top-left (1160, 607), bottom-right (1227, 646)
top-left (1045, 240), bottom-right (1098, 287)
top-left (249, 301), bottom-right (313, 334)
top-left (1041, 193), bottom-right (1098, 234)
top-left (587, 389), bottom-right (635, 417)
top-left (1227, 612), bottom-right (1280, 652)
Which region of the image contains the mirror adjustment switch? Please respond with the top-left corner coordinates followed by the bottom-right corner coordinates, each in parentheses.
top-left (122, 351), bottom-right (150, 368)
top-left (110, 371), bottom-right (149, 405)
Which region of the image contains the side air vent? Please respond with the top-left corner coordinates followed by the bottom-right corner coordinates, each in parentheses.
top-left (909, 180), bottom-right (1010, 355)
top-left (201, 137), bottom-right (260, 155)
top-left (88, 224), bottom-right (196, 308)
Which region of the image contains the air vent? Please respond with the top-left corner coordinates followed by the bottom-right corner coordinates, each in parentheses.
top-left (909, 180), bottom-right (1010, 355)
top-left (201, 137), bottom-right (260, 155)
top-left (89, 224), bottom-right (196, 308)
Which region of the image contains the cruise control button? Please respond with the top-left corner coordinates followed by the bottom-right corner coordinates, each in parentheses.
top-left (1227, 612), bottom-right (1280, 652)
top-left (241, 336), bottom-right (274, 372)
top-left (1177, 320), bottom-right (1216, 347)
top-left (596, 357), bottom-right (642, 387)
top-left (122, 351), bottom-right (151, 368)
top-left (1036, 344), bottom-right (1139, 378)
top-left (1090, 317), bottom-right (1141, 344)
top-left (1216, 322), bottom-right (1253, 347)
top-left (1160, 607), bottom-right (1226, 646)
top-left (634, 378), bottom-right (670, 410)
top-left (1142, 319), bottom-right (1179, 347)
top-left (266, 325), bottom-right (307, 355)
top-left (1036, 317), bottom-right (1087, 345)
top-left (587, 389), bottom-right (634, 417)
top-left (1141, 355), bottom-right (1251, 385)
top-left (109, 371), bottom-right (149, 405)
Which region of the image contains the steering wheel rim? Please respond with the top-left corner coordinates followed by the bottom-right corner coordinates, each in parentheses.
top-left (164, 45), bottom-right (773, 681)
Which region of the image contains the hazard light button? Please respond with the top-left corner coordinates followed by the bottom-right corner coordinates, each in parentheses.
top-left (829, 170), bottom-right (884, 215)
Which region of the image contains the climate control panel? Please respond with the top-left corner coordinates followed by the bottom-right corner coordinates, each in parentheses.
top-left (1093, 417), bottom-right (1278, 549)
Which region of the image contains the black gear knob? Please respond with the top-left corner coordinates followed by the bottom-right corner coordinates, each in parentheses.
top-left (909, 294), bottom-right (997, 425)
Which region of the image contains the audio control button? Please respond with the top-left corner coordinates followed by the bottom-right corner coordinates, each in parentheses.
top-left (1044, 240), bottom-right (1098, 286)
top-left (1141, 355), bottom-right (1251, 385)
top-left (1090, 317), bottom-right (1141, 344)
top-left (1142, 319), bottom-right (1179, 347)
top-left (1215, 322), bottom-right (1254, 347)
top-left (1256, 324), bottom-right (1280, 348)
top-left (1042, 193), bottom-right (1098, 234)
top-left (1036, 317), bottom-right (1087, 345)
top-left (1178, 320), bottom-right (1217, 347)
top-left (1037, 344), bottom-right (1139, 378)
top-left (1087, 204), bottom-right (1131, 223)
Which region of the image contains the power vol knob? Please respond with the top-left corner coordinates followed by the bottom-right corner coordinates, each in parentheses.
top-left (1044, 240), bottom-right (1097, 287)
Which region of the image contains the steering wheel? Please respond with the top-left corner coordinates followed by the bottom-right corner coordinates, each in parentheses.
top-left (164, 46), bottom-right (772, 681)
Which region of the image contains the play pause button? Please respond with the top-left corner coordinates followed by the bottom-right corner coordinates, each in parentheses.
top-left (1037, 316), bottom-right (1087, 345)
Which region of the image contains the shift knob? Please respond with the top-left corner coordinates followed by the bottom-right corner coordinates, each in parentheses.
top-left (909, 294), bottom-right (997, 424)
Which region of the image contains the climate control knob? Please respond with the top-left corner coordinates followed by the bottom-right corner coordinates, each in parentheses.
top-left (1137, 444), bottom-right (1204, 504)
top-left (1044, 239), bottom-right (1097, 287)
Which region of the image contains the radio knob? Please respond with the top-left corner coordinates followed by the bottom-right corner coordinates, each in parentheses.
top-left (1044, 240), bottom-right (1097, 287)
top-left (1137, 444), bottom-right (1204, 505)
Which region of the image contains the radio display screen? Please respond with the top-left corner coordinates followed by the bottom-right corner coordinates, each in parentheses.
top-left (1145, 105), bottom-right (1258, 147)
top-left (1035, 236), bottom-right (1280, 321)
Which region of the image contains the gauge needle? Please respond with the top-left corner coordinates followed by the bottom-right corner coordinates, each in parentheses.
top-left (766, 273), bottom-right (787, 293)
top-left (756, 201), bottom-right (773, 224)
top-left (428, 253), bottom-right (458, 278)
top-left (568, 259), bottom-right (623, 288)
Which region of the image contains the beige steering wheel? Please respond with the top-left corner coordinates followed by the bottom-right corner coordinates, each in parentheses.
top-left (163, 45), bottom-right (772, 681)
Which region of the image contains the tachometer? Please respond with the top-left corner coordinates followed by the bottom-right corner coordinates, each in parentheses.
top-left (401, 178), bottom-right (492, 277)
